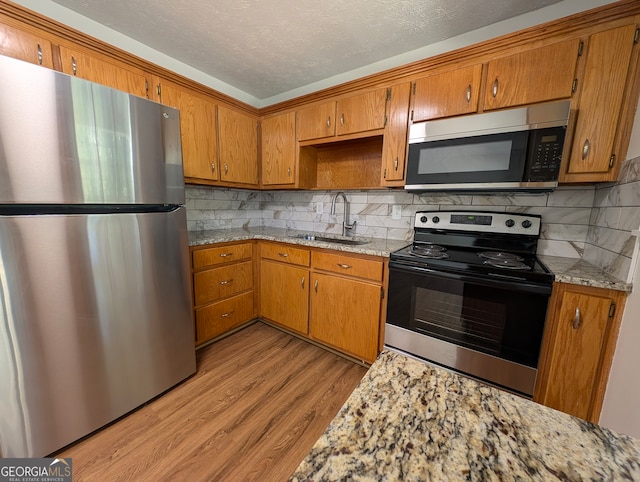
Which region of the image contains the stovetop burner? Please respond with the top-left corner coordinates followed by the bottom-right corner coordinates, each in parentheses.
top-left (482, 258), bottom-right (531, 270)
top-left (478, 251), bottom-right (523, 262)
top-left (411, 244), bottom-right (449, 259)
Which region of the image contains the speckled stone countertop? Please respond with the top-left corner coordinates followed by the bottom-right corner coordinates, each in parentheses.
top-left (290, 350), bottom-right (640, 481)
top-left (187, 228), bottom-right (631, 291)
top-left (539, 255), bottom-right (632, 292)
top-left (188, 227), bottom-right (409, 258)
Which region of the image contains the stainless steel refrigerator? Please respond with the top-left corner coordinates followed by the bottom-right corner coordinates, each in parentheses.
top-left (0, 55), bottom-right (196, 457)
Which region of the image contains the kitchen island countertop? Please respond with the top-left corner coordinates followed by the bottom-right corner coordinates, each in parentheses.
top-left (290, 350), bottom-right (640, 481)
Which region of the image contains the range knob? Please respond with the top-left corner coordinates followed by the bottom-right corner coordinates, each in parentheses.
top-left (420, 216), bottom-right (428, 223)
top-left (522, 220), bottom-right (533, 229)
top-left (505, 219), bottom-right (515, 228)
top-left (432, 216), bottom-right (440, 224)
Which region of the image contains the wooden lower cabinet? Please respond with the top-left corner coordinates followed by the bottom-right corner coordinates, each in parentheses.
top-left (260, 259), bottom-right (309, 334)
top-left (309, 272), bottom-right (381, 363)
top-left (191, 242), bottom-right (255, 346)
top-left (534, 282), bottom-right (627, 423)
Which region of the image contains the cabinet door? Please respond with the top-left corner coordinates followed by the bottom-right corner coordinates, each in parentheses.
top-left (58, 45), bottom-right (148, 98)
top-left (161, 81), bottom-right (218, 182)
top-left (335, 88), bottom-right (387, 136)
top-left (310, 273), bottom-right (380, 362)
top-left (484, 38), bottom-right (579, 110)
top-left (218, 105), bottom-right (258, 185)
top-left (260, 260), bottom-right (309, 335)
top-left (382, 82), bottom-right (411, 184)
top-left (261, 111), bottom-right (296, 185)
top-left (539, 289), bottom-right (614, 420)
top-left (297, 101), bottom-right (336, 141)
top-left (412, 65), bottom-right (483, 122)
top-left (563, 24), bottom-right (637, 180)
top-left (0, 22), bottom-right (53, 68)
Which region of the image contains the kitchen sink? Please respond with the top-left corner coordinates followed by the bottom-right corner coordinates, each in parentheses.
top-left (292, 234), bottom-right (370, 245)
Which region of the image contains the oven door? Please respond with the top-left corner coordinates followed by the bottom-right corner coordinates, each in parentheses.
top-left (385, 262), bottom-right (552, 396)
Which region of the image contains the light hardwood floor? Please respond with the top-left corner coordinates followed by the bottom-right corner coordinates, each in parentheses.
top-left (56, 322), bottom-right (367, 481)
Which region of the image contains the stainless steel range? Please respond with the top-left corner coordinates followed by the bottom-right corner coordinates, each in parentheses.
top-left (385, 211), bottom-right (554, 396)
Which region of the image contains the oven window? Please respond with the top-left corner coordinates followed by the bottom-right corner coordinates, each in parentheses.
top-left (387, 267), bottom-right (550, 368)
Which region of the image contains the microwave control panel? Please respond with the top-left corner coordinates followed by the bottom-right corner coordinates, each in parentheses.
top-left (526, 126), bottom-right (566, 181)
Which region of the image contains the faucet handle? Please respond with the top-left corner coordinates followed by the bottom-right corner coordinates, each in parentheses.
top-left (345, 220), bottom-right (356, 232)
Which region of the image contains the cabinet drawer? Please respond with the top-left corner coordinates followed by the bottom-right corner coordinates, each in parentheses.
top-left (193, 243), bottom-right (252, 268)
top-left (195, 291), bottom-right (254, 344)
top-left (312, 251), bottom-right (383, 282)
top-left (260, 243), bottom-right (310, 266)
top-left (193, 261), bottom-right (253, 306)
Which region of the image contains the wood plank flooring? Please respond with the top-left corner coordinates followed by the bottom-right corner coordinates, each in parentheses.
top-left (57, 322), bottom-right (367, 481)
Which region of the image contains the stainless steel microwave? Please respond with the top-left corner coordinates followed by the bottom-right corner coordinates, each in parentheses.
top-left (405, 100), bottom-right (572, 192)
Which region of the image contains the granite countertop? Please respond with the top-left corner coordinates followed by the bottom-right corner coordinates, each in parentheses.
top-left (187, 228), bottom-right (631, 292)
top-left (188, 226), bottom-right (410, 258)
top-left (290, 350), bottom-right (640, 481)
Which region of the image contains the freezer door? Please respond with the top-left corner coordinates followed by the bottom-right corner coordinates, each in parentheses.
top-left (0, 208), bottom-right (196, 457)
top-left (0, 55), bottom-right (183, 205)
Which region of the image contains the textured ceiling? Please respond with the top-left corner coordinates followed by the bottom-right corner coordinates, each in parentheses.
top-left (42, 0), bottom-right (605, 104)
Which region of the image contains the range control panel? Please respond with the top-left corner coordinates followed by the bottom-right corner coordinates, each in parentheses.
top-left (414, 211), bottom-right (541, 236)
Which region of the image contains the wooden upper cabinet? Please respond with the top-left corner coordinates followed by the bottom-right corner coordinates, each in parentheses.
top-left (297, 101), bottom-right (336, 141)
top-left (562, 24), bottom-right (638, 182)
top-left (0, 21), bottom-right (53, 68)
top-left (217, 105), bottom-right (258, 185)
top-left (335, 88), bottom-right (388, 136)
top-left (381, 82), bottom-right (411, 185)
top-left (160, 80), bottom-right (218, 182)
top-left (534, 283), bottom-right (625, 423)
top-left (483, 38), bottom-right (580, 110)
top-left (412, 64), bottom-right (483, 122)
top-left (261, 111), bottom-right (296, 186)
top-left (58, 45), bottom-right (148, 98)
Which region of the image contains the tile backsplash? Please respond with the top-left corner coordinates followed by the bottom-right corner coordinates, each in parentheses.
top-left (185, 155), bottom-right (640, 282)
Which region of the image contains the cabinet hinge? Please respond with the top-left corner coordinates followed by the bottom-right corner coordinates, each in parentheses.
top-left (609, 302), bottom-right (616, 318)
top-left (577, 40), bottom-right (584, 57)
top-left (156, 84), bottom-right (161, 98)
top-left (380, 287), bottom-right (385, 299)
top-left (572, 79), bottom-right (578, 93)
top-left (609, 154), bottom-right (616, 170)
top-left (411, 82), bottom-right (416, 95)
top-left (145, 80), bottom-right (149, 98)
top-left (410, 110), bottom-right (414, 122)
top-left (634, 28), bottom-right (640, 45)
top-left (384, 114), bottom-right (388, 127)
top-left (386, 88), bottom-right (392, 101)
top-left (383, 168), bottom-right (387, 179)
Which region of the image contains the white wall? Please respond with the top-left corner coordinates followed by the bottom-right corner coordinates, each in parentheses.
top-left (599, 106), bottom-right (640, 439)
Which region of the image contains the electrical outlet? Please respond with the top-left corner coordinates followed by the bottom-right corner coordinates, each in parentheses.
top-left (316, 202), bottom-right (323, 214)
top-left (392, 205), bottom-right (402, 220)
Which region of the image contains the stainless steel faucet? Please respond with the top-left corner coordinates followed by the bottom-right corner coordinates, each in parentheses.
top-left (330, 191), bottom-right (356, 236)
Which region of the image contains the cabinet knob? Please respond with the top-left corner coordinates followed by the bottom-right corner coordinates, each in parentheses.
top-left (37, 44), bottom-right (43, 65)
top-left (492, 78), bottom-right (499, 98)
top-left (572, 307), bottom-right (582, 329)
top-left (71, 56), bottom-right (77, 76)
top-left (466, 84), bottom-right (472, 103)
top-left (582, 139), bottom-right (590, 160)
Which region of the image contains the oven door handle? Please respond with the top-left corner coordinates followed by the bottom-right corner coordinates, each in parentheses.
top-left (389, 262), bottom-right (552, 296)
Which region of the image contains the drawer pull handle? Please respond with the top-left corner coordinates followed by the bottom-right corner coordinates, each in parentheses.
top-left (492, 78), bottom-right (499, 98)
top-left (301, 277), bottom-right (305, 289)
top-left (340, 113), bottom-right (344, 126)
top-left (224, 163), bottom-right (229, 174)
top-left (219, 253), bottom-right (233, 257)
top-left (287, 166), bottom-right (292, 177)
top-left (394, 157), bottom-right (399, 171)
top-left (71, 56), bottom-right (77, 75)
top-left (337, 263), bottom-right (352, 269)
top-left (221, 310), bottom-right (235, 318)
top-left (582, 139), bottom-right (590, 160)
top-left (573, 307), bottom-right (581, 329)
top-left (466, 84), bottom-right (471, 103)
top-left (37, 44), bottom-right (43, 65)
top-left (211, 162), bottom-right (216, 173)
top-left (278, 253), bottom-right (289, 258)
top-left (314, 279), bottom-right (318, 293)
top-left (327, 116), bottom-right (331, 128)
top-left (219, 279), bottom-right (233, 285)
